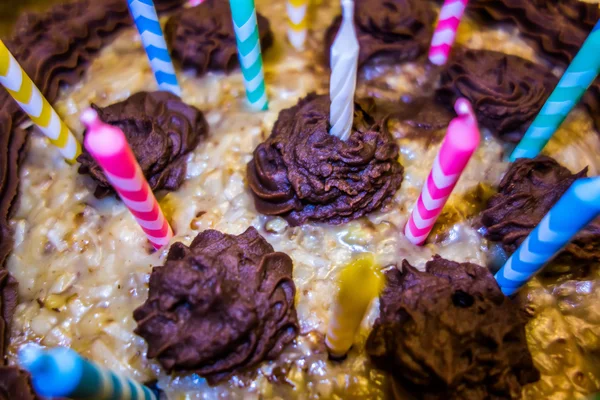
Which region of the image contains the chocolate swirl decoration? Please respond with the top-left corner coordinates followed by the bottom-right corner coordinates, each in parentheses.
top-left (481, 156), bottom-right (600, 264)
top-left (468, 0), bottom-right (600, 133)
top-left (165, 0), bottom-right (274, 76)
top-left (0, 0), bottom-right (133, 124)
top-left (324, 0), bottom-right (435, 68)
top-left (366, 256), bottom-right (540, 399)
top-left (0, 366), bottom-right (40, 400)
top-left (77, 91), bottom-right (208, 198)
top-left (133, 227), bottom-right (298, 384)
top-left (247, 93), bottom-right (404, 226)
top-left (469, 0), bottom-right (599, 68)
top-left (437, 48), bottom-right (558, 142)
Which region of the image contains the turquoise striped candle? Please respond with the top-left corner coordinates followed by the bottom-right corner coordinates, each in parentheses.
top-left (229, 0), bottom-right (269, 110)
top-left (20, 346), bottom-right (157, 400)
top-left (495, 176), bottom-right (600, 296)
top-left (127, 0), bottom-right (182, 96)
top-left (510, 20), bottom-right (600, 161)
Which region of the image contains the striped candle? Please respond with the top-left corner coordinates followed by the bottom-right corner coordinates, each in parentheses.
top-left (0, 40), bottom-right (81, 163)
top-left (329, 0), bottom-right (359, 140)
top-left (20, 346), bottom-right (157, 400)
top-left (127, 0), bottom-right (182, 96)
top-left (81, 109), bottom-right (173, 249)
top-left (326, 253), bottom-right (384, 358)
top-left (229, 0), bottom-right (269, 110)
top-left (428, 0), bottom-right (469, 66)
top-left (286, 0), bottom-right (309, 50)
top-left (405, 98), bottom-right (481, 245)
top-left (510, 20), bottom-right (600, 161)
top-left (188, 0), bottom-right (204, 5)
top-left (495, 176), bottom-right (600, 296)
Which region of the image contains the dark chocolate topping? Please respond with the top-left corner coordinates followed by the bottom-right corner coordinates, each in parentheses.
top-left (482, 156), bottom-right (600, 263)
top-left (247, 93), bottom-right (404, 226)
top-left (0, 270), bottom-right (18, 360)
top-left (468, 0), bottom-right (600, 133)
top-left (366, 256), bottom-right (540, 399)
top-left (165, 0), bottom-right (274, 76)
top-left (324, 0), bottom-right (435, 68)
top-left (437, 48), bottom-right (558, 143)
top-left (469, 0), bottom-right (599, 67)
top-left (133, 227), bottom-right (298, 384)
top-left (0, 366), bottom-right (39, 400)
top-left (77, 91), bottom-right (208, 198)
top-left (0, 112), bottom-right (27, 361)
top-left (1, 0), bottom-right (133, 125)
top-left (154, 0), bottom-right (187, 12)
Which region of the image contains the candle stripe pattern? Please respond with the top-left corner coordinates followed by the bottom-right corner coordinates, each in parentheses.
top-left (286, 0), bottom-right (309, 50)
top-left (329, 0), bottom-right (359, 140)
top-left (495, 177), bottom-right (600, 296)
top-left (428, 0), bottom-right (469, 66)
top-left (326, 254), bottom-right (383, 357)
top-left (0, 40), bottom-right (81, 162)
top-left (20, 346), bottom-right (157, 400)
top-left (81, 110), bottom-right (173, 249)
top-left (127, 0), bottom-right (181, 96)
top-left (229, 0), bottom-right (269, 110)
top-left (405, 99), bottom-right (481, 245)
top-left (510, 21), bottom-right (600, 161)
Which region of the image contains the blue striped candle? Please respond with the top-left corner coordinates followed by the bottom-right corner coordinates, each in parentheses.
top-left (229, 0), bottom-right (269, 110)
top-left (495, 176), bottom-right (600, 296)
top-left (20, 346), bottom-right (157, 400)
top-left (510, 20), bottom-right (600, 161)
top-left (127, 0), bottom-right (182, 96)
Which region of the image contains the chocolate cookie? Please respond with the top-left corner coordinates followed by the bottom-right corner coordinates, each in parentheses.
top-left (481, 156), bottom-right (600, 263)
top-left (247, 93), bottom-right (404, 226)
top-left (324, 0), bottom-right (435, 68)
top-left (133, 227), bottom-right (298, 384)
top-left (77, 91), bottom-right (208, 198)
top-left (366, 256), bottom-right (540, 399)
top-left (165, 0), bottom-right (274, 76)
top-left (437, 48), bottom-right (558, 142)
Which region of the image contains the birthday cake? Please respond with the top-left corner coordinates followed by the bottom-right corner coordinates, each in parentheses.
top-left (0, 0), bottom-right (599, 399)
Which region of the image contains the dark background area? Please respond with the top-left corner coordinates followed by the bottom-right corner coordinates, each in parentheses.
top-left (0, 0), bottom-right (63, 36)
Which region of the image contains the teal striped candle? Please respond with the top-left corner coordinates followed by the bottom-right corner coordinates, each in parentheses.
top-left (19, 346), bottom-right (157, 400)
top-left (510, 20), bottom-right (600, 161)
top-left (229, 0), bottom-right (269, 110)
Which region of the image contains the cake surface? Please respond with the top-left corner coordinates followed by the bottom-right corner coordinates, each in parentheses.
top-left (2, 0), bottom-right (600, 399)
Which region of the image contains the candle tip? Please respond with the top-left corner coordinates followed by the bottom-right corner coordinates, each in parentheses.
top-left (80, 108), bottom-right (100, 130)
top-left (454, 98), bottom-right (475, 120)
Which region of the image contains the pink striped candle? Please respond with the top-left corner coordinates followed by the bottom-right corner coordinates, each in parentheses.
top-left (188, 0), bottom-right (204, 6)
top-left (405, 98), bottom-right (481, 245)
top-left (429, 0), bottom-right (469, 66)
top-left (81, 109), bottom-right (173, 250)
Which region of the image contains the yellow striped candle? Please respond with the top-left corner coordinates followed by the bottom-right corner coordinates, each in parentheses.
top-left (326, 253), bottom-right (384, 358)
top-left (0, 40), bottom-right (81, 163)
top-left (286, 0), bottom-right (309, 50)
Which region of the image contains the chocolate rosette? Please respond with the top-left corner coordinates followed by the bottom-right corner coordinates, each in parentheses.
top-left (1, 0), bottom-right (133, 125)
top-left (366, 256), bottom-right (540, 399)
top-left (468, 0), bottom-right (600, 133)
top-left (469, 0), bottom-right (599, 67)
top-left (165, 0), bottom-right (274, 76)
top-left (77, 91), bottom-right (208, 198)
top-left (437, 48), bottom-right (558, 142)
top-left (481, 156), bottom-right (600, 263)
top-left (133, 227), bottom-right (298, 384)
top-left (247, 93), bottom-right (404, 226)
top-left (324, 0), bottom-right (435, 67)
